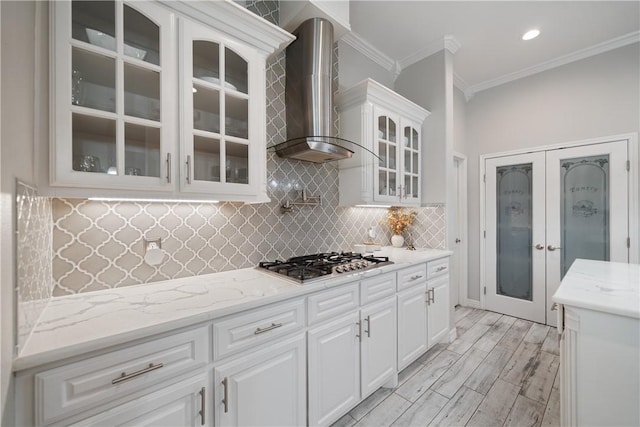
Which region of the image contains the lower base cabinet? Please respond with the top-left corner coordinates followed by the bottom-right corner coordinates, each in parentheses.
top-left (397, 283), bottom-right (428, 370)
top-left (308, 312), bottom-right (360, 426)
top-left (360, 296), bottom-right (397, 397)
top-left (427, 275), bottom-right (450, 347)
top-left (214, 333), bottom-right (307, 427)
top-left (69, 373), bottom-right (210, 426)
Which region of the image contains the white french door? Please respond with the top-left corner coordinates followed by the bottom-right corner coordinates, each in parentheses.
top-left (486, 152), bottom-right (547, 323)
top-left (485, 141), bottom-right (630, 325)
top-left (544, 141), bottom-right (629, 326)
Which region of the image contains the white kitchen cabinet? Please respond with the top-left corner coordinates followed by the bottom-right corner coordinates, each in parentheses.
top-left (213, 333), bottom-right (306, 427)
top-left (68, 373), bottom-right (211, 427)
top-left (397, 282), bottom-right (428, 370)
top-left (47, 0), bottom-right (293, 201)
top-left (51, 0), bottom-right (177, 192)
top-left (360, 296), bottom-right (397, 397)
top-left (308, 312), bottom-right (360, 426)
top-left (427, 274), bottom-right (450, 348)
top-left (336, 78), bottom-right (429, 207)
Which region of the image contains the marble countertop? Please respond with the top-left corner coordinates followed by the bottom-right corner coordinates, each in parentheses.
top-left (14, 247), bottom-right (451, 371)
top-left (553, 259), bottom-right (640, 319)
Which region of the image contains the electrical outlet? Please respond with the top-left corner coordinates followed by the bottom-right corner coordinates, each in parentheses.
top-left (144, 238), bottom-right (162, 253)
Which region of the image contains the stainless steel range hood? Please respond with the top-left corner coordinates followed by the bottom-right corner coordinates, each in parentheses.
top-left (274, 17), bottom-right (354, 164)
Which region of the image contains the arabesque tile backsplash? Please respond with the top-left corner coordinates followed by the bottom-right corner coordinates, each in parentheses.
top-left (28, 0), bottom-right (446, 300)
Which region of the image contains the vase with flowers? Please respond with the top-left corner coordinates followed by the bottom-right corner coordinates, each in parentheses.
top-left (383, 207), bottom-right (416, 247)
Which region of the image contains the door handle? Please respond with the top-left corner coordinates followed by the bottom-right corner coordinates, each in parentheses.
top-left (547, 245), bottom-right (561, 251)
top-left (364, 315), bottom-right (371, 337)
top-left (455, 238), bottom-right (461, 243)
top-left (199, 387), bottom-right (205, 425)
top-left (166, 153), bottom-right (171, 183)
top-left (186, 155), bottom-right (192, 184)
top-left (532, 244), bottom-right (544, 250)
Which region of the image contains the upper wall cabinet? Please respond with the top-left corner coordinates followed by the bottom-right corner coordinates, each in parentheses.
top-left (336, 79), bottom-right (430, 207)
top-left (49, 0), bottom-right (294, 202)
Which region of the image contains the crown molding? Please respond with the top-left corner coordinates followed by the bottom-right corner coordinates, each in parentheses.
top-left (341, 31), bottom-right (395, 71)
top-left (466, 30), bottom-right (640, 99)
top-left (398, 35), bottom-right (461, 70)
top-left (453, 73), bottom-right (475, 101)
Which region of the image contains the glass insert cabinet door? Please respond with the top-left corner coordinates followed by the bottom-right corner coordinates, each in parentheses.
top-left (374, 108), bottom-right (400, 202)
top-left (181, 20), bottom-right (256, 194)
top-left (52, 1), bottom-right (175, 189)
top-left (402, 125), bottom-right (420, 202)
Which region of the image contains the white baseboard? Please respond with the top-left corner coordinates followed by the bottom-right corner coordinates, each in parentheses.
top-left (449, 328), bottom-right (457, 342)
top-left (462, 298), bottom-right (481, 309)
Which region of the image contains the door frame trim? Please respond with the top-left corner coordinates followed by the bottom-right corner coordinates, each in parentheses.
top-left (453, 152), bottom-right (469, 307)
top-left (479, 132), bottom-right (639, 310)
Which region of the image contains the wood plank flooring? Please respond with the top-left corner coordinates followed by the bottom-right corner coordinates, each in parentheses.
top-left (332, 307), bottom-right (560, 427)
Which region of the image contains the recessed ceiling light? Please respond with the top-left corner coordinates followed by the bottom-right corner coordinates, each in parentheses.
top-left (522, 29), bottom-right (540, 41)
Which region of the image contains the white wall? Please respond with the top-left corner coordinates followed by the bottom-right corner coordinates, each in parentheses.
top-left (453, 87), bottom-right (466, 155)
top-left (337, 39), bottom-right (394, 90)
top-left (465, 43), bottom-right (640, 301)
top-left (1, 2), bottom-right (41, 423)
top-left (395, 50), bottom-right (452, 205)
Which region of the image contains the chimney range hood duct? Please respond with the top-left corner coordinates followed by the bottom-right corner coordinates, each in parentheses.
top-left (274, 18), bottom-right (355, 163)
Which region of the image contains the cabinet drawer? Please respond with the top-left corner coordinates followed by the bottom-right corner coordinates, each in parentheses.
top-left (427, 258), bottom-right (449, 279)
top-left (397, 264), bottom-right (428, 291)
top-left (35, 325), bottom-right (210, 426)
top-left (360, 272), bottom-right (396, 306)
top-left (213, 299), bottom-right (305, 360)
top-left (308, 283), bottom-right (359, 326)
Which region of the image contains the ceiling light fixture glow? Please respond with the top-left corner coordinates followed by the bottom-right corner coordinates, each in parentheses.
top-left (522, 29), bottom-right (540, 41)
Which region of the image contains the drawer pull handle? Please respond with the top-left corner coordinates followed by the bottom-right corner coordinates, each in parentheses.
top-left (356, 321), bottom-right (362, 341)
top-left (429, 288), bottom-right (435, 304)
top-left (199, 387), bottom-right (206, 425)
top-left (410, 275), bottom-right (424, 281)
top-left (254, 322), bottom-right (283, 335)
top-left (112, 362), bottom-right (164, 385)
top-left (436, 266), bottom-right (447, 272)
top-left (222, 377), bottom-right (229, 413)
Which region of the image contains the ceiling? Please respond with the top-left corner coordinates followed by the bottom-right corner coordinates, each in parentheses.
top-left (348, 1), bottom-right (640, 96)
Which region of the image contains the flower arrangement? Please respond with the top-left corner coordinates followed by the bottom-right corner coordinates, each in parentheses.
top-left (384, 207), bottom-right (416, 235)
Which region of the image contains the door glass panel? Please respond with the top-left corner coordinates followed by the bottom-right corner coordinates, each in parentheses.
top-left (225, 48), bottom-right (248, 94)
top-left (226, 142), bottom-right (248, 184)
top-left (378, 142), bottom-right (387, 167)
top-left (72, 48), bottom-right (116, 112)
top-left (496, 163), bottom-right (533, 301)
top-left (412, 176), bottom-right (418, 197)
top-left (404, 127), bottom-right (410, 146)
top-left (388, 119), bottom-right (396, 142)
top-left (193, 41), bottom-right (220, 82)
top-left (560, 155), bottom-right (610, 277)
top-left (378, 170), bottom-right (386, 196)
top-left (193, 136), bottom-right (220, 182)
top-left (193, 85), bottom-right (220, 133)
top-left (72, 1), bottom-right (115, 47)
top-left (124, 63), bottom-right (160, 121)
top-left (378, 116), bottom-right (387, 140)
top-left (404, 150), bottom-right (411, 173)
top-left (389, 144), bottom-right (396, 169)
top-left (124, 123), bottom-right (160, 177)
top-left (72, 113), bottom-right (115, 173)
top-left (123, 4), bottom-right (159, 65)
top-left (412, 152), bottom-right (418, 174)
top-left (404, 175), bottom-right (411, 197)
top-left (225, 95), bottom-right (248, 139)
top-left (412, 129), bottom-right (418, 149)
top-left (389, 172), bottom-right (396, 196)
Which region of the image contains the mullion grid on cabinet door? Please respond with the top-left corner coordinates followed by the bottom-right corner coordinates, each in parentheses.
top-left (219, 41), bottom-right (227, 184)
top-left (115, 1), bottom-right (125, 176)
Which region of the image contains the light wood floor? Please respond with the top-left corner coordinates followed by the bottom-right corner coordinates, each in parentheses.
top-left (332, 307), bottom-right (560, 427)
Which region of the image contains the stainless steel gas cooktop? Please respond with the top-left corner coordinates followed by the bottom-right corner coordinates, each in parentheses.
top-left (258, 252), bottom-right (392, 284)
